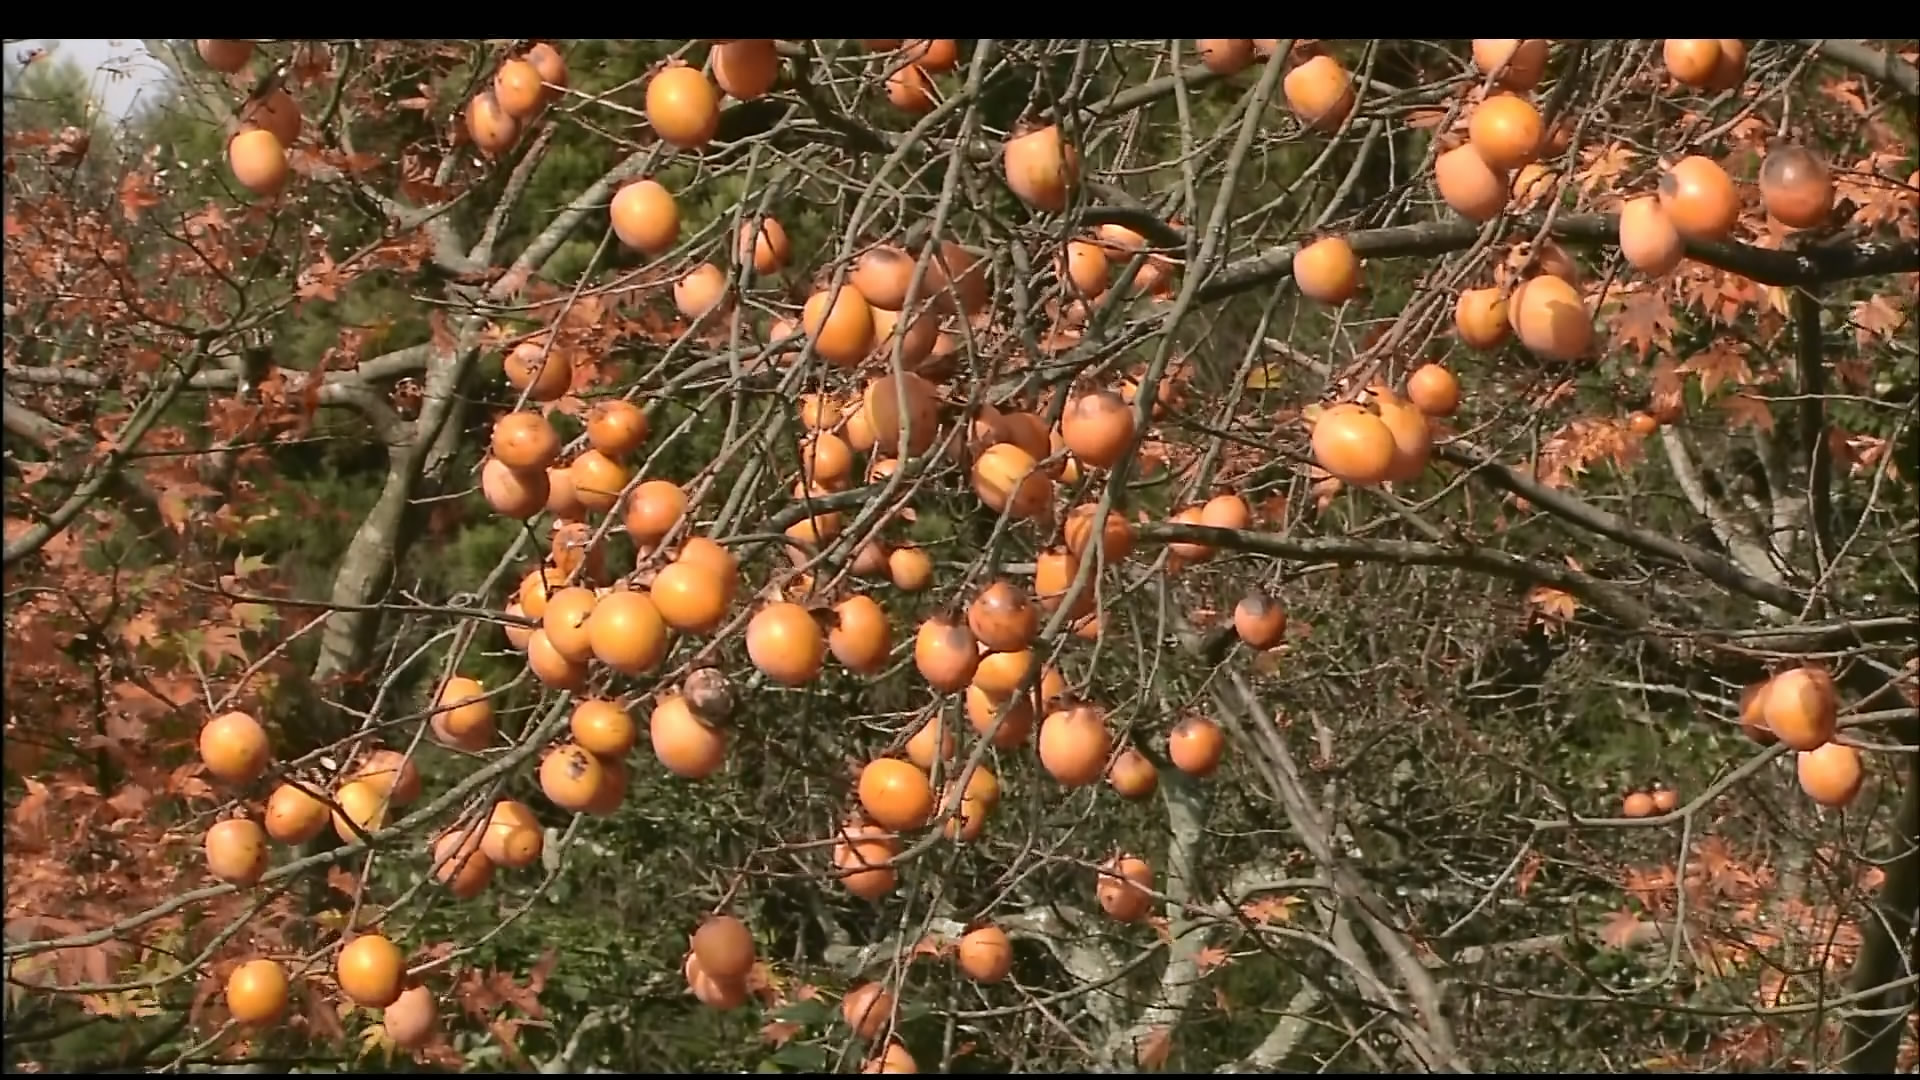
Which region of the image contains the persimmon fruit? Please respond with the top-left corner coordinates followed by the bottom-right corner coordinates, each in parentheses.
top-left (337, 933), bottom-right (405, 1008)
top-left (200, 710), bottom-right (271, 785)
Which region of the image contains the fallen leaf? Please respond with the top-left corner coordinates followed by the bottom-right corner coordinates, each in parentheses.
top-left (761, 1019), bottom-right (802, 1046)
top-left (1193, 944), bottom-right (1231, 974)
top-left (1136, 1025), bottom-right (1175, 1070)
top-left (1598, 908), bottom-right (1651, 949)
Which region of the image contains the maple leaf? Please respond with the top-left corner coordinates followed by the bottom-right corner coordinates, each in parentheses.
top-left (1136, 1025), bottom-right (1175, 1070)
top-left (1649, 357), bottom-right (1687, 422)
top-left (1851, 293), bottom-right (1909, 349)
top-left (117, 172), bottom-right (162, 222)
top-left (1193, 944), bottom-right (1231, 974)
top-left (1677, 341), bottom-right (1754, 397)
top-left (1240, 894), bottom-right (1303, 924)
top-left (1610, 291), bottom-right (1675, 361)
top-left (119, 611), bottom-right (162, 648)
top-left (1598, 909), bottom-right (1651, 949)
top-left (1578, 142), bottom-right (1637, 198)
top-left (1721, 392), bottom-right (1774, 433)
top-left (1525, 584), bottom-right (1578, 629)
top-left (200, 625), bottom-right (248, 669)
top-left (297, 252), bottom-right (345, 303)
top-left (761, 1019), bottom-right (803, 1046)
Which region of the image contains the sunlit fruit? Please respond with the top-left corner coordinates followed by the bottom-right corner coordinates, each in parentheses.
top-left (337, 933), bottom-right (405, 1008)
top-left (915, 616), bottom-right (980, 693)
top-left (587, 590), bottom-right (669, 675)
top-left (611, 179), bottom-right (679, 255)
top-left (1168, 716), bottom-right (1225, 777)
top-left (331, 779), bottom-right (389, 842)
top-left (225, 958), bottom-right (288, 1025)
top-left (862, 372), bottom-right (941, 456)
top-left (651, 559), bottom-right (731, 635)
top-left (494, 58), bottom-right (546, 119)
top-left (1618, 196), bottom-right (1685, 276)
top-left (833, 823), bottom-right (901, 900)
top-left (1797, 742), bottom-right (1864, 807)
top-left (563, 452), bottom-right (626, 515)
top-left (465, 91), bottom-right (519, 156)
top-left (646, 63), bottom-right (720, 148)
top-left (354, 749), bottom-right (421, 807)
top-left (432, 675), bottom-right (495, 750)
top-left (889, 546), bottom-right (933, 591)
top-left (692, 914), bottom-right (756, 980)
top-left (492, 412), bottom-right (560, 471)
top-left (1372, 390), bottom-right (1434, 483)
top-left (519, 567), bottom-right (562, 619)
top-left (264, 782), bottom-right (328, 845)
top-left (544, 467), bottom-right (585, 521)
top-left (479, 458), bottom-right (546, 519)
top-left (844, 982), bottom-right (896, 1041)
top-left (526, 43), bottom-right (568, 105)
top-left (650, 694), bottom-right (728, 779)
top-left (747, 602), bottom-right (827, 686)
top-left (565, 698), bottom-right (635, 759)
top-left (539, 743), bottom-right (606, 812)
top-left (1165, 506), bottom-right (1213, 563)
top-left (1284, 54), bottom-right (1354, 132)
top-left (1003, 122), bottom-right (1079, 212)
top-left (1039, 705), bottom-right (1112, 787)
top-left (1473, 39), bottom-right (1548, 90)
top-left (955, 923), bottom-right (1013, 984)
top-left (1651, 788), bottom-right (1679, 814)
top-left (1761, 666), bottom-right (1838, 751)
top-left (586, 399), bottom-right (648, 458)
top-left (931, 242), bottom-right (990, 316)
top-left (383, 985), bottom-right (438, 1048)
top-left (504, 338), bottom-right (571, 402)
top-left (906, 715), bottom-right (959, 770)
top-left (431, 827), bottom-right (494, 899)
top-left (903, 39), bottom-right (959, 73)
top-left (1469, 93), bottom-right (1543, 172)
top-left (587, 749), bottom-right (630, 818)
top-left (850, 246), bottom-right (919, 311)
top-left (1658, 156), bottom-right (1739, 243)
top-left (1199, 491), bottom-right (1249, 533)
top-left (1233, 592), bottom-right (1287, 649)
top-left (1060, 239), bottom-right (1110, 298)
top-left (968, 581), bottom-right (1039, 653)
top-left (803, 285), bottom-right (877, 367)
top-left (1758, 143), bottom-right (1834, 229)
top-left (198, 39), bottom-right (254, 73)
top-left (1510, 273), bottom-right (1592, 361)
top-left (678, 535), bottom-right (740, 580)
top-left (972, 442), bottom-right (1052, 519)
top-left (1738, 681), bottom-right (1776, 744)
top-left (1623, 791), bottom-right (1656, 818)
top-left (966, 685), bottom-right (1034, 748)
top-left (865, 1043), bottom-right (918, 1074)
top-left (1061, 391), bottom-right (1136, 469)
top-left (1406, 364), bottom-right (1460, 417)
top-left (623, 480), bottom-right (686, 549)
top-left (241, 86), bottom-right (302, 147)
top-left (885, 63), bottom-right (936, 113)
top-left (1312, 403), bottom-right (1396, 486)
top-left (860, 758), bottom-right (935, 831)
top-left (736, 214), bottom-right (791, 275)
top-left (482, 800), bottom-right (544, 868)
top-left (1107, 748), bottom-right (1159, 800)
top-left (801, 432), bottom-right (854, 489)
top-left (869, 304), bottom-right (940, 368)
top-left (675, 262), bottom-right (729, 321)
top-left (1435, 144), bottom-right (1509, 223)
top-left (1064, 505), bottom-right (1135, 564)
top-left (1627, 410), bottom-right (1659, 437)
top-left (712, 39), bottom-right (780, 100)
top-left (200, 710), bottom-right (271, 785)
top-left (684, 951), bottom-right (749, 1010)
top-left (1097, 855), bottom-right (1154, 923)
top-left (1197, 39), bottom-right (1255, 76)
top-left (540, 585), bottom-right (598, 664)
top-left (205, 818), bottom-right (269, 885)
top-left (227, 128), bottom-right (288, 197)
top-left (1034, 547), bottom-right (1092, 616)
top-left (829, 595), bottom-right (891, 675)
top-left (1454, 287), bottom-right (1510, 349)
top-left (972, 648), bottom-right (1034, 700)
top-left (1708, 39), bottom-right (1748, 91)
top-left (1293, 236), bottom-right (1359, 304)
top-left (1663, 40), bottom-right (1722, 88)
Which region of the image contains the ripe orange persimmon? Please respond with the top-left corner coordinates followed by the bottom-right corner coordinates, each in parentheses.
top-left (906, 716), bottom-right (958, 770)
top-left (843, 981), bottom-right (897, 1041)
top-left (541, 585), bottom-right (599, 663)
top-left (1469, 93), bottom-right (1543, 171)
top-left (264, 782), bottom-right (328, 844)
top-left (205, 818), bottom-right (270, 885)
top-left (651, 560), bottom-right (731, 634)
top-left (1168, 716), bottom-right (1225, 777)
top-left (902, 39), bottom-right (959, 73)
top-left (1759, 143), bottom-right (1834, 229)
top-left (888, 545), bottom-right (933, 591)
top-left (526, 43), bottom-right (568, 104)
top-left (570, 698), bottom-right (638, 759)
top-left (354, 749), bottom-right (421, 807)
top-left (1003, 122), bottom-right (1079, 212)
top-left (746, 602), bottom-right (827, 686)
top-left (914, 616), bottom-right (980, 693)
top-left (200, 710), bottom-right (271, 785)
top-left (1623, 791), bottom-right (1656, 818)
top-left (482, 800), bottom-right (544, 868)
top-left (623, 480), bottom-right (686, 548)
top-left (675, 262), bottom-right (729, 321)
top-left (1096, 854), bottom-right (1154, 922)
top-left (592, 759), bottom-right (634, 813)
top-left (684, 950), bottom-right (749, 1009)
top-left (241, 86), bottom-right (302, 147)
top-left (1038, 705), bottom-right (1112, 787)
top-left (885, 64), bottom-right (936, 113)
top-left (505, 338), bottom-right (572, 402)
top-left (1064, 505), bottom-right (1135, 564)
top-left (198, 39), bottom-right (254, 73)
top-left (383, 985), bottom-right (439, 1048)
top-left (1472, 39), bottom-right (1549, 90)
top-left (1658, 156), bottom-right (1740, 243)
top-left (587, 590), bottom-right (669, 675)
top-left (712, 39), bottom-right (780, 101)
top-left (526, 627), bottom-right (589, 690)
top-left (1197, 39), bottom-right (1255, 76)
top-left (829, 595), bottom-right (892, 675)
top-left (862, 372), bottom-right (941, 456)
top-left (492, 412), bottom-right (560, 471)
top-left (1406, 363), bottom-right (1461, 417)
top-left (1284, 54), bottom-right (1354, 132)
top-left (1059, 239), bottom-right (1110, 298)
top-left (431, 827), bottom-right (494, 899)
top-left (803, 285), bottom-right (876, 367)
top-left (650, 694), bottom-right (727, 779)
top-left (1061, 390), bottom-right (1136, 469)
top-left (646, 63), bottom-right (720, 148)
top-left (481, 458), bottom-right (548, 519)
top-left (1293, 236), bottom-right (1359, 304)
top-left (1455, 287), bottom-right (1510, 349)
top-left (1762, 666), bottom-right (1839, 751)
top-left (957, 924), bottom-right (1013, 983)
top-left (972, 443), bottom-right (1052, 519)
top-left (331, 779), bottom-right (389, 842)
top-left (1107, 748), bottom-right (1159, 800)
top-left (736, 215), bottom-right (791, 275)
top-left (225, 958), bottom-right (289, 1025)
top-left (833, 823), bottom-right (901, 900)
top-left (611, 179), bottom-right (679, 255)
top-left (228, 128), bottom-right (289, 197)
top-left (336, 934), bottom-right (405, 1008)
top-left (1797, 742), bottom-right (1864, 807)
top-left (851, 246), bottom-right (917, 311)
top-left (968, 581), bottom-right (1039, 653)
top-left (1234, 592), bottom-right (1287, 649)
top-left (692, 914), bottom-right (756, 980)
top-left (1618, 195), bottom-right (1685, 276)
top-left (966, 685), bottom-right (1034, 748)
top-left (1033, 547), bottom-right (1092, 616)
top-left (1372, 390), bottom-right (1434, 483)
top-left (859, 758), bottom-right (934, 831)
top-left (539, 743), bottom-right (606, 812)
top-left (587, 399), bottom-right (649, 457)
top-left (494, 58), bottom-right (546, 119)
top-left (1510, 274), bottom-right (1592, 361)
top-left (1435, 144), bottom-right (1509, 223)
top-left (1663, 40), bottom-right (1723, 88)
top-left (465, 91), bottom-right (519, 156)
top-left (567, 449), bottom-right (628, 514)
top-left (1311, 404), bottom-right (1396, 487)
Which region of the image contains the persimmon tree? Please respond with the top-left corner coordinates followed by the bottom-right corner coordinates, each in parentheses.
top-left (4, 38), bottom-right (1916, 1074)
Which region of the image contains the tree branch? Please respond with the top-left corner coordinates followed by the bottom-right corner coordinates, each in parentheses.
top-left (1793, 39), bottom-right (1920, 97)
